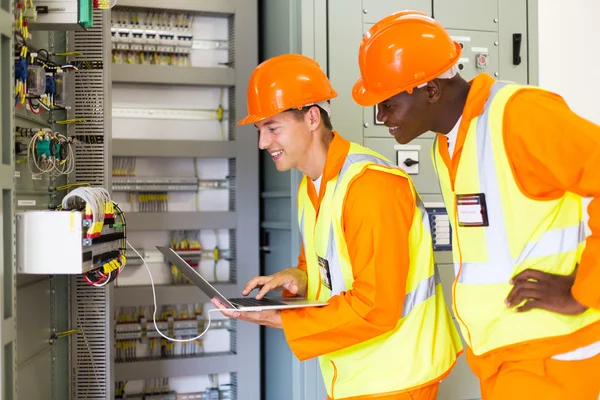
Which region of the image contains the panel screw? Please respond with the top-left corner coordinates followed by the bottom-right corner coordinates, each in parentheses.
top-left (363, 9), bottom-right (368, 14)
top-left (494, 41), bottom-right (499, 46)
top-left (363, 123), bottom-right (369, 128)
top-left (494, 72), bottom-right (500, 77)
top-left (494, 18), bottom-right (499, 23)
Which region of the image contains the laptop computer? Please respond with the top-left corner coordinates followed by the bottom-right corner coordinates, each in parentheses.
top-left (157, 246), bottom-right (328, 311)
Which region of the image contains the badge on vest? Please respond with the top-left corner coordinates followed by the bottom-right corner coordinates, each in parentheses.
top-left (456, 193), bottom-right (489, 227)
top-left (317, 256), bottom-right (332, 290)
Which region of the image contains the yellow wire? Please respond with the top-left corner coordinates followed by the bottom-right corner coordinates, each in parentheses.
top-left (55, 182), bottom-right (91, 191)
top-left (56, 119), bottom-right (86, 125)
top-left (55, 51), bottom-right (83, 56)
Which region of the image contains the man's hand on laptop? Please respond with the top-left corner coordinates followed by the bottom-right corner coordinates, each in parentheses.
top-left (243, 268), bottom-right (308, 300)
top-left (210, 298), bottom-right (283, 329)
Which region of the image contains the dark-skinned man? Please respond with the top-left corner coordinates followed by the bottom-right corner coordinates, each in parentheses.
top-left (352, 10), bottom-right (600, 400)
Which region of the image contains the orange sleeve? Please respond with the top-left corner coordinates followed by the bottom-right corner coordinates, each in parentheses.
top-left (280, 169), bottom-right (414, 361)
top-left (504, 89), bottom-right (600, 310)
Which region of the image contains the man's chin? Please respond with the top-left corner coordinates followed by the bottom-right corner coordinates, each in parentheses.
top-left (393, 133), bottom-right (411, 145)
top-left (275, 163), bottom-right (290, 172)
top-left (394, 131), bottom-right (422, 145)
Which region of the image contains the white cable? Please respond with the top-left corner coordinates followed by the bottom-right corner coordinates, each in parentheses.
top-left (126, 239), bottom-right (218, 343)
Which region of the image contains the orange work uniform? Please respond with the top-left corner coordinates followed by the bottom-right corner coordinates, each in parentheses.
top-left (435, 73), bottom-right (600, 399)
top-left (280, 133), bottom-right (448, 400)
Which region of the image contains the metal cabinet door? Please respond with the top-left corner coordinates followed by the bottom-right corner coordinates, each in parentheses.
top-left (434, 0), bottom-right (499, 32)
top-left (449, 29), bottom-right (500, 82)
top-left (361, 0), bottom-right (432, 23)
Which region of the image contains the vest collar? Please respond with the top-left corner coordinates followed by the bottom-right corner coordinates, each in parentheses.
top-left (435, 73), bottom-right (497, 187)
top-left (306, 131), bottom-right (350, 209)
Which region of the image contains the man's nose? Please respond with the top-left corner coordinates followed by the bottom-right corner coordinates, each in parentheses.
top-left (376, 106), bottom-right (387, 123)
top-left (258, 131), bottom-right (270, 150)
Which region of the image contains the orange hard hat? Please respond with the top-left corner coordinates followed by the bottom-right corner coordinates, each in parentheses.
top-left (237, 54), bottom-right (337, 125)
top-left (352, 11), bottom-right (461, 106)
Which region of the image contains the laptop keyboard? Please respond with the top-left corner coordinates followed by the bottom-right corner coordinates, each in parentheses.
top-left (229, 297), bottom-right (286, 308)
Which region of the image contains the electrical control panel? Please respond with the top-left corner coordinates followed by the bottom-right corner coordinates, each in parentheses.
top-left (16, 209), bottom-right (125, 274)
top-left (425, 204), bottom-right (452, 251)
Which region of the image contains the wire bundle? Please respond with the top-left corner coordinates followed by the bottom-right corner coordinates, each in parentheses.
top-left (61, 188), bottom-right (127, 287)
top-left (27, 131), bottom-right (76, 177)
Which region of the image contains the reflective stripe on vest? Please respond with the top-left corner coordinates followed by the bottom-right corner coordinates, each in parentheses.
top-left (458, 222), bottom-right (586, 284)
top-left (402, 266), bottom-right (441, 318)
top-left (297, 142), bottom-right (462, 398)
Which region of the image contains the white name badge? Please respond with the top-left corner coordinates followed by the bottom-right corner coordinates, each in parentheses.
top-left (456, 193), bottom-right (489, 227)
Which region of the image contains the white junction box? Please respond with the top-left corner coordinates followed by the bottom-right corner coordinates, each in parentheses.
top-left (16, 211), bottom-right (123, 274)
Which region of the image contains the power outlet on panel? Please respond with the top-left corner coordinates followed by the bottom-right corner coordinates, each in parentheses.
top-left (395, 145), bottom-right (421, 175)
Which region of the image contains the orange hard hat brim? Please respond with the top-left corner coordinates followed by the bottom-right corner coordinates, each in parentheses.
top-left (353, 41), bottom-right (463, 107)
top-left (352, 78), bottom-right (400, 107)
top-left (237, 113), bottom-right (266, 125)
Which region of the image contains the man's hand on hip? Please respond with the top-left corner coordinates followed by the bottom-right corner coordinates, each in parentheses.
top-left (243, 268), bottom-right (308, 299)
top-left (505, 268), bottom-right (587, 315)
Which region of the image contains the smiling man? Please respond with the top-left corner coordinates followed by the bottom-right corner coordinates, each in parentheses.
top-left (352, 10), bottom-right (600, 400)
top-left (212, 53), bottom-right (462, 400)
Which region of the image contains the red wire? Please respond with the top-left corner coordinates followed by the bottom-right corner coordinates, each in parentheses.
top-left (28, 99), bottom-right (41, 115)
top-left (84, 271), bottom-right (108, 285)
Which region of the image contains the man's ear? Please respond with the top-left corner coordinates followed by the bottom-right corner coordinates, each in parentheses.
top-left (306, 106), bottom-right (321, 130)
top-left (426, 80), bottom-right (442, 104)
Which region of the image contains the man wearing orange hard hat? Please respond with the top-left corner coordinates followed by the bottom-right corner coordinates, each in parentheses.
top-left (352, 10), bottom-right (600, 400)
top-left (212, 53), bottom-right (463, 399)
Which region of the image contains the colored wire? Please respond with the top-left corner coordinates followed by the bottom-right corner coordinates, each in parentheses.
top-left (56, 118), bottom-right (86, 125)
top-left (127, 239), bottom-right (219, 343)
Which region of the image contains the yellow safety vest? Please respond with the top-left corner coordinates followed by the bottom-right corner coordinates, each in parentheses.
top-left (298, 142), bottom-right (462, 399)
top-left (432, 81), bottom-right (600, 357)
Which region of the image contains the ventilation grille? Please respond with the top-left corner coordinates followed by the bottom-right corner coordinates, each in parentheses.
top-left (228, 159), bottom-right (236, 211)
top-left (228, 88), bottom-right (235, 141)
top-left (228, 15), bottom-right (235, 69)
top-left (72, 276), bottom-right (109, 399)
top-left (71, 11), bottom-right (105, 62)
top-left (228, 229), bottom-right (236, 283)
top-left (230, 372), bottom-right (238, 400)
top-left (229, 320), bottom-right (237, 355)
top-left (72, 70), bottom-right (105, 136)
top-left (69, 9), bottom-right (111, 400)
top-left (73, 140), bottom-right (105, 186)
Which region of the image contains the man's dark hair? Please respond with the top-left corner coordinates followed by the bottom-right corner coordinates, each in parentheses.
top-left (288, 104), bottom-right (333, 130)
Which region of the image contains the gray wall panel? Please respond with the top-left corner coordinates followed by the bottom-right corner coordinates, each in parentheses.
top-left (498, 0), bottom-right (529, 84)
top-left (16, 279), bottom-right (52, 365)
top-left (233, 1), bottom-right (261, 398)
top-left (434, 0), bottom-right (499, 32)
top-left (17, 353), bottom-right (53, 400)
top-left (362, 0), bottom-right (432, 22)
top-left (328, 0), bottom-right (364, 145)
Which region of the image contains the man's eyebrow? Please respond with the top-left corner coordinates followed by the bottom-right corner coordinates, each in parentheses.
top-left (255, 121), bottom-right (277, 128)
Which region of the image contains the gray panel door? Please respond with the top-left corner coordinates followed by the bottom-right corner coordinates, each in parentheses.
top-left (434, 0), bottom-right (499, 32)
top-left (448, 29), bottom-right (500, 81)
top-left (361, 0), bottom-right (432, 23)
